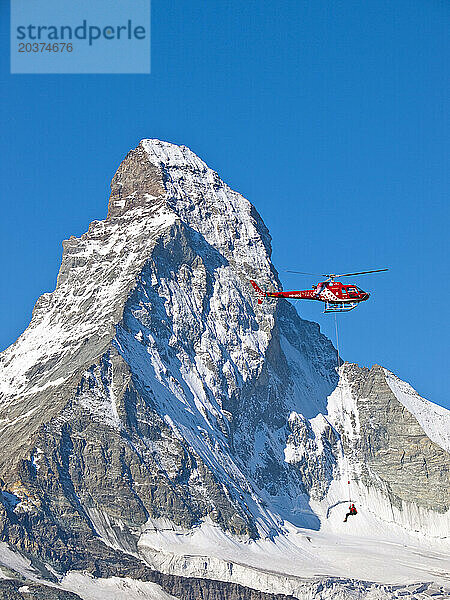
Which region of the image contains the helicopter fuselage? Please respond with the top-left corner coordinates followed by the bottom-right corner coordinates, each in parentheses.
top-left (265, 281), bottom-right (369, 303)
top-left (250, 269), bottom-right (386, 312)
top-left (250, 280), bottom-right (370, 307)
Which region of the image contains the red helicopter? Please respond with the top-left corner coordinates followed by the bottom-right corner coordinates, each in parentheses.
top-left (250, 269), bottom-right (388, 313)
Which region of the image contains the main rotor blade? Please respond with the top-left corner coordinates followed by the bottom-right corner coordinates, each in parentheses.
top-left (285, 268), bottom-right (389, 278)
top-left (337, 269), bottom-right (389, 277)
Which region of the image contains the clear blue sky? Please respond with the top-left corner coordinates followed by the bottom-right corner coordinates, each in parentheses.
top-left (1, 1), bottom-right (449, 408)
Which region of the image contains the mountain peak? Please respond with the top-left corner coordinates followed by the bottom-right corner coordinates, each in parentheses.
top-left (108, 138), bottom-right (273, 265)
top-left (107, 139), bottom-right (214, 220)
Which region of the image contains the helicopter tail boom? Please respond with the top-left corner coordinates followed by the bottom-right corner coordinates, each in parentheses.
top-left (250, 280), bottom-right (315, 303)
top-left (250, 280), bottom-right (266, 303)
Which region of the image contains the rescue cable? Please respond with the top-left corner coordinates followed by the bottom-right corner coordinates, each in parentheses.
top-left (334, 313), bottom-right (352, 506)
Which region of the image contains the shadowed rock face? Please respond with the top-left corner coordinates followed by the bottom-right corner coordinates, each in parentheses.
top-left (0, 580), bottom-right (82, 600)
top-left (0, 140), bottom-right (448, 599)
top-left (108, 143), bottom-right (166, 218)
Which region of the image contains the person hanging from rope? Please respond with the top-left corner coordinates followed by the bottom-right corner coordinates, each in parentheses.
top-left (343, 503), bottom-right (357, 523)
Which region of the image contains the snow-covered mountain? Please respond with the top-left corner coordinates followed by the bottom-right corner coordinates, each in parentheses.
top-left (0, 140), bottom-right (448, 600)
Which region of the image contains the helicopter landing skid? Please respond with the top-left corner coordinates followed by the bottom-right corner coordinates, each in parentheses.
top-left (324, 301), bottom-right (358, 313)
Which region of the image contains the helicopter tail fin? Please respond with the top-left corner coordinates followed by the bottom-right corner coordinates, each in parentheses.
top-left (250, 280), bottom-right (265, 304)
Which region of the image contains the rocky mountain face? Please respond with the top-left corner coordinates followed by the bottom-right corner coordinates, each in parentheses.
top-left (0, 140), bottom-right (448, 600)
top-left (339, 365), bottom-right (448, 514)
